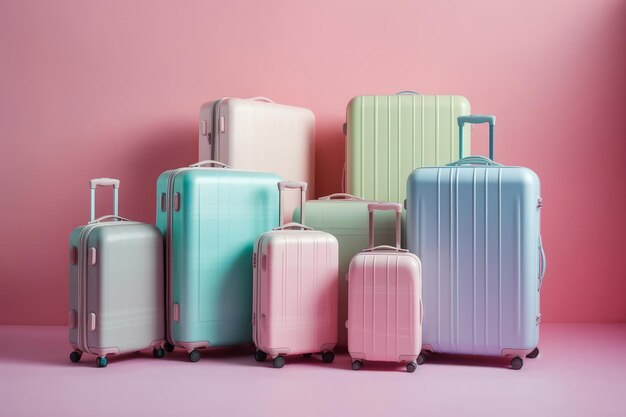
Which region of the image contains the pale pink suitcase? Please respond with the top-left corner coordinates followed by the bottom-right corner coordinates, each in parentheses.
top-left (347, 202), bottom-right (423, 372)
top-left (252, 181), bottom-right (339, 368)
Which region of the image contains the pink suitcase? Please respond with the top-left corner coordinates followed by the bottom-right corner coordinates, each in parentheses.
top-left (252, 181), bottom-right (339, 368)
top-left (346, 202), bottom-right (423, 372)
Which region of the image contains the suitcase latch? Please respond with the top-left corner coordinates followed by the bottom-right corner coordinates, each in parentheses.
top-left (536, 314), bottom-right (542, 325)
top-left (537, 198), bottom-right (543, 208)
top-left (252, 253), bottom-right (257, 268)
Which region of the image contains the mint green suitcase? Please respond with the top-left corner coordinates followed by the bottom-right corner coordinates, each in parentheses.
top-left (345, 93), bottom-right (471, 204)
top-left (156, 161), bottom-right (280, 362)
top-left (294, 193), bottom-right (397, 347)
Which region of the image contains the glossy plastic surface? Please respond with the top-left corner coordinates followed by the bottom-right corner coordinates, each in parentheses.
top-left (157, 167), bottom-right (281, 349)
top-left (346, 94), bottom-right (471, 203)
top-left (406, 165), bottom-right (542, 356)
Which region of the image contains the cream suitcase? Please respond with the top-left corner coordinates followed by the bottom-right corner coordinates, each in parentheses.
top-left (199, 97), bottom-right (315, 222)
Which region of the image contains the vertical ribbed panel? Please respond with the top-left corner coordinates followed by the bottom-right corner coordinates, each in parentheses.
top-left (408, 165), bottom-right (541, 357)
top-left (347, 95), bottom-right (471, 204)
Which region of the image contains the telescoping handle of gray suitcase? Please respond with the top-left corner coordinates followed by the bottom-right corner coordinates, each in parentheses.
top-left (457, 115), bottom-right (496, 160)
top-left (89, 178), bottom-right (121, 222)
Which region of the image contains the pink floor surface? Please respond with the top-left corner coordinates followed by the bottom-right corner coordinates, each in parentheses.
top-left (1, 324), bottom-right (624, 417)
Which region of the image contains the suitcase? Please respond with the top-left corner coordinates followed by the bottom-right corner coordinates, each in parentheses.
top-left (156, 161), bottom-right (281, 362)
top-left (199, 96), bottom-right (315, 223)
top-left (345, 92), bottom-right (471, 204)
top-left (252, 181), bottom-right (339, 368)
top-left (293, 193), bottom-right (398, 348)
top-left (68, 178), bottom-right (165, 368)
top-left (406, 115), bottom-right (546, 370)
top-left (346, 202), bottom-right (422, 372)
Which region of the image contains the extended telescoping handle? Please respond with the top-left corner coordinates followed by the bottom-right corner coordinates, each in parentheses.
top-left (368, 202), bottom-right (402, 249)
top-left (278, 181), bottom-right (308, 227)
top-left (458, 115), bottom-right (496, 160)
top-left (89, 178), bottom-right (120, 222)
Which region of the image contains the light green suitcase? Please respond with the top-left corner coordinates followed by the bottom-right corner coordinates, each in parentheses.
top-left (294, 193), bottom-right (397, 348)
top-left (345, 93), bottom-right (471, 204)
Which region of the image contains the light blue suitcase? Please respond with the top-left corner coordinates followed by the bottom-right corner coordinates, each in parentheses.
top-left (406, 115), bottom-right (546, 370)
top-left (156, 161), bottom-right (281, 362)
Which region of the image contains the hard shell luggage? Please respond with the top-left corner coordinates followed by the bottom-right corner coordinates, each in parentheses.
top-left (294, 193), bottom-right (397, 348)
top-left (345, 92), bottom-right (471, 204)
top-left (199, 97), bottom-right (315, 222)
top-left (252, 181), bottom-right (339, 368)
top-left (346, 202), bottom-right (422, 372)
top-left (68, 178), bottom-right (165, 368)
top-left (406, 115), bottom-right (546, 370)
top-left (156, 161), bottom-right (281, 362)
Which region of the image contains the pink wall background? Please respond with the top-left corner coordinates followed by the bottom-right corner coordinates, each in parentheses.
top-left (1, 0), bottom-right (624, 325)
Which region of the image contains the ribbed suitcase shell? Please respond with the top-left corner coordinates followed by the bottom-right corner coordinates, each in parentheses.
top-left (199, 97), bottom-right (315, 222)
top-left (406, 165), bottom-right (542, 358)
top-left (294, 194), bottom-right (397, 348)
top-left (252, 229), bottom-right (339, 359)
top-left (347, 249), bottom-right (422, 364)
top-left (156, 165), bottom-right (280, 355)
top-left (346, 94), bottom-right (471, 203)
top-left (68, 221), bottom-right (164, 361)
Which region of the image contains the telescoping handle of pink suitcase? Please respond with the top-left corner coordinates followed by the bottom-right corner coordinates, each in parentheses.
top-left (276, 180), bottom-right (311, 230)
top-left (89, 178), bottom-right (127, 223)
top-left (457, 114), bottom-right (496, 160)
top-left (366, 202), bottom-right (405, 251)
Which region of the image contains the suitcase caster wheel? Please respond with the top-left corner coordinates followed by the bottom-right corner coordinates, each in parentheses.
top-left (511, 356), bottom-right (523, 370)
top-left (417, 352), bottom-right (426, 365)
top-left (302, 353), bottom-right (312, 358)
top-left (273, 356), bottom-right (285, 369)
top-left (406, 362), bottom-right (417, 373)
top-left (526, 347), bottom-right (540, 359)
top-left (69, 351), bottom-right (82, 363)
top-left (255, 350), bottom-right (267, 362)
top-left (96, 356), bottom-right (108, 368)
top-left (153, 347), bottom-right (165, 358)
top-left (164, 342), bottom-right (175, 353)
top-left (189, 350), bottom-right (201, 363)
top-left (351, 360), bottom-right (362, 370)
top-left (322, 351), bottom-right (335, 364)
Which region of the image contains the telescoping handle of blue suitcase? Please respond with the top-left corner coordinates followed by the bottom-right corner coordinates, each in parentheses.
top-left (457, 115), bottom-right (496, 160)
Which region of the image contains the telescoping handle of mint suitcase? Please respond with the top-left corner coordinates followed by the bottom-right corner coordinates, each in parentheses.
top-left (89, 178), bottom-right (121, 222)
top-left (366, 202), bottom-right (404, 251)
top-left (277, 180), bottom-right (311, 230)
top-left (458, 115), bottom-right (496, 160)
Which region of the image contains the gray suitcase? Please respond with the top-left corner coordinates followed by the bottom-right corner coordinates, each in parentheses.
top-left (68, 178), bottom-right (165, 368)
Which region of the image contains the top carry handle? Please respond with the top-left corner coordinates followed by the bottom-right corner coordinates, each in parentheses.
top-left (278, 181), bottom-right (308, 228)
top-left (367, 202), bottom-right (402, 250)
top-left (89, 178), bottom-right (120, 222)
top-left (318, 193), bottom-right (364, 201)
top-left (458, 115), bottom-right (496, 160)
top-left (189, 160), bottom-right (231, 169)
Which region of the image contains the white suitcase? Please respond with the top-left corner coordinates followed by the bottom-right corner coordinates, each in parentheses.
top-left (199, 97), bottom-right (315, 222)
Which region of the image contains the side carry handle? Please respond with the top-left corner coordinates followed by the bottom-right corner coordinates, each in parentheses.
top-left (457, 114), bottom-right (496, 160)
top-left (89, 178), bottom-right (120, 222)
top-left (367, 202), bottom-right (402, 250)
top-left (278, 180), bottom-right (307, 228)
top-left (539, 236), bottom-right (547, 288)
